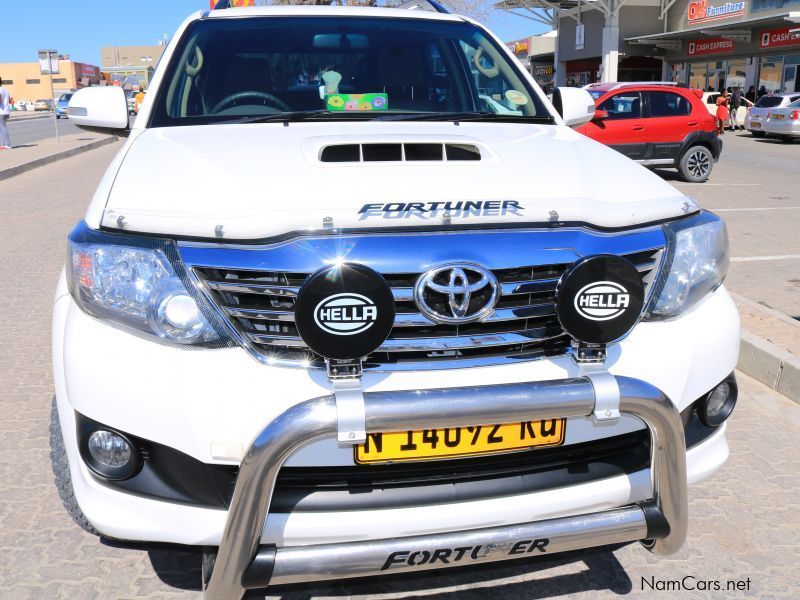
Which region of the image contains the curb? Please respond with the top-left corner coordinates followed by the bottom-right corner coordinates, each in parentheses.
top-left (733, 293), bottom-right (800, 404)
top-left (8, 113), bottom-right (52, 122)
top-left (0, 136), bottom-right (118, 181)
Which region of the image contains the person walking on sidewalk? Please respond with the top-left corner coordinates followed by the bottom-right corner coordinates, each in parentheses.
top-left (0, 76), bottom-right (12, 150)
top-left (715, 90), bottom-right (730, 135)
top-left (728, 87), bottom-right (743, 131)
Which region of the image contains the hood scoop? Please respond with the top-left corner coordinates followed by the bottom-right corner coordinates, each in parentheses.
top-left (320, 143), bottom-right (481, 163)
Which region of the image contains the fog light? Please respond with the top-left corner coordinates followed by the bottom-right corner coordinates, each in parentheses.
top-left (698, 377), bottom-right (737, 427)
top-left (85, 430), bottom-right (139, 480)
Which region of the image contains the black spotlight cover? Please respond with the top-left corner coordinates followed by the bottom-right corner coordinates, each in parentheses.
top-left (556, 255), bottom-right (645, 345)
top-left (294, 263), bottom-right (395, 360)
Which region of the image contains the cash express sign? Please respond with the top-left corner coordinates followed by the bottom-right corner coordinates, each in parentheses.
top-left (687, 0), bottom-right (745, 25)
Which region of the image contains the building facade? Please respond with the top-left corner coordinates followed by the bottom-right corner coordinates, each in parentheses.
top-left (630, 0), bottom-right (800, 94)
top-left (101, 45), bottom-right (166, 69)
top-left (0, 61), bottom-right (101, 102)
top-left (515, 0), bottom-right (799, 88)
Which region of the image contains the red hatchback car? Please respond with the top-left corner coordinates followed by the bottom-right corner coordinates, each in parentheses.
top-left (575, 82), bottom-right (722, 182)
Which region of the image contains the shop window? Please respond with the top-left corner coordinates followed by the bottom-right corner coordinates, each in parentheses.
top-left (26, 78), bottom-right (41, 84)
top-left (598, 92), bottom-right (641, 119)
top-left (758, 57), bottom-right (783, 95)
top-left (0, 79), bottom-right (13, 85)
top-left (752, 0), bottom-right (800, 12)
top-left (647, 91), bottom-right (691, 117)
top-left (52, 78), bottom-right (67, 83)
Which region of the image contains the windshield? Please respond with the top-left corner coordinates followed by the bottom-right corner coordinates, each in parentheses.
top-left (150, 16), bottom-right (550, 126)
top-left (59, 94), bottom-right (73, 103)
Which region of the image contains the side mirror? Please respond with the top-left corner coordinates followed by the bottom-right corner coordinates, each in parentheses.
top-left (593, 109), bottom-right (609, 121)
top-left (67, 86), bottom-right (129, 134)
top-left (552, 87), bottom-right (597, 127)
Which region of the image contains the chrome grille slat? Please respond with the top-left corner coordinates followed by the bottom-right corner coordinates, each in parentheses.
top-left (247, 329), bottom-right (567, 352)
top-left (190, 240), bottom-right (663, 368)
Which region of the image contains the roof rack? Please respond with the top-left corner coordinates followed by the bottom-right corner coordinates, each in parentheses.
top-left (212, 0), bottom-right (451, 12)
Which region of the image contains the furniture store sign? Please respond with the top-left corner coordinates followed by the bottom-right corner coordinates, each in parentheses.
top-left (688, 37), bottom-right (735, 56)
top-left (687, 0), bottom-right (745, 24)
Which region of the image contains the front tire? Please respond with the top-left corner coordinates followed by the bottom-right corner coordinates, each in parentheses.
top-left (49, 396), bottom-right (99, 536)
top-left (678, 145), bottom-right (713, 183)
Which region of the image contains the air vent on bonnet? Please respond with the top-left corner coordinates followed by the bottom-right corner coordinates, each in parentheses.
top-left (320, 143), bottom-right (481, 163)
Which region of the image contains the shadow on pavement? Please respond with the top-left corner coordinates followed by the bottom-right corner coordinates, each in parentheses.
top-left (134, 538), bottom-right (634, 598)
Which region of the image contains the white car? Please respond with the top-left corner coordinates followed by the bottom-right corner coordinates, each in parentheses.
top-left (58, 4), bottom-right (739, 599)
top-left (745, 92), bottom-right (800, 136)
top-left (701, 91), bottom-right (752, 127)
top-left (764, 97), bottom-right (800, 141)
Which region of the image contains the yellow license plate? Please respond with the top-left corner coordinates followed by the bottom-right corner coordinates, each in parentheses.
top-left (751, 122), bottom-right (761, 128)
top-left (355, 419), bottom-right (566, 464)
top-left (773, 114), bottom-right (785, 120)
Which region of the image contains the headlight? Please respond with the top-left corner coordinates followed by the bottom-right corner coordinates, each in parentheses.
top-left (647, 212), bottom-right (729, 319)
top-left (67, 223), bottom-right (229, 345)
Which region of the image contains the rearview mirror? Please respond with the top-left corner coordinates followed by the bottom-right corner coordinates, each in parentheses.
top-left (552, 87), bottom-right (597, 127)
top-left (593, 109), bottom-right (609, 120)
top-left (67, 86), bottom-right (129, 134)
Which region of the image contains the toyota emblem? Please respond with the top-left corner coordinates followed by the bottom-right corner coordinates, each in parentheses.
top-left (414, 264), bottom-right (499, 324)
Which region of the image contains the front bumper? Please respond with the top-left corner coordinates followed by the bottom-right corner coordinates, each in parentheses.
top-left (202, 375), bottom-right (686, 598)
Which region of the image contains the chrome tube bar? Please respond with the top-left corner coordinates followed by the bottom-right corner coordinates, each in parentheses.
top-left (269, 507), bottom-right (648, 585)
top-left (204, 376), bottom-right (687, 600)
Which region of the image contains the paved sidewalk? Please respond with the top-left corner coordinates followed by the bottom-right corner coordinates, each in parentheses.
top-left (735, 294), bottom-right (800, 402)
top-left (0, 133), bottom-right (117, 181)
top-left (8, 111), bottom-right (52, 121)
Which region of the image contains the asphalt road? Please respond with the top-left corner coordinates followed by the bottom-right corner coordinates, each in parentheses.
top-left (6, 114), bottom-right (81, 146)
top-left (0, 138), bottom-right (798, 599)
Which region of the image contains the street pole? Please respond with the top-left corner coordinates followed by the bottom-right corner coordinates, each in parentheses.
top-left (49, 53), bottom-right (59, 143)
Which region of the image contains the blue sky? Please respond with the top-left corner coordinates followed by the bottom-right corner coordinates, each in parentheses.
top-left (0, 1), bottom-right (548, 66)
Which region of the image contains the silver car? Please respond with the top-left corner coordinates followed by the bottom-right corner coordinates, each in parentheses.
top-left (764, 97), bottom-right (800, 141)
top-left (745, 92), bottom-right (800, 136)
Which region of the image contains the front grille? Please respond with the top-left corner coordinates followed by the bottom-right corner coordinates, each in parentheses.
top-left (193, 248), bottom-right (660, 368)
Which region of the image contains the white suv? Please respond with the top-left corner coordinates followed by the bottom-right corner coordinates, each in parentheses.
top-left (56, 4), bottom-right (739, 598)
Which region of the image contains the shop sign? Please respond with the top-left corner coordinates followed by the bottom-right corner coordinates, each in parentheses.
top-left (759, 26), bottom-right (800, 49)
top-left (506, 40), bottom-right (529, 55)
top-left (534, 65), bottom-right (554, 77)
top-left (81, 64), bottom-right (97, 78)
top-left (687, 0), bottom-right (745, 25)
top-left (688, 37), bottom-right (735, 56)
top-left (576, 24), bottom-right (585, 50)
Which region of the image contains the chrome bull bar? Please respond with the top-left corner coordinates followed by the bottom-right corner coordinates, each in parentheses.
top-left (204, 376), bottom-right (687, 599)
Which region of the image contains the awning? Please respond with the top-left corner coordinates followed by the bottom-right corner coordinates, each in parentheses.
top-left (626, 11), bottom-right (800, 47)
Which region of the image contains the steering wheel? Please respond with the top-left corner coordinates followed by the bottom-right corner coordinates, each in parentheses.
top-left (211, 91), bottom-right (291, 115)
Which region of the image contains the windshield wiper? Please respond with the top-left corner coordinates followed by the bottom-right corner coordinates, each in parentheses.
top-left (218, 110), bottom-right (367, 125)
top-left (376, 111), bottom-right (555, 123)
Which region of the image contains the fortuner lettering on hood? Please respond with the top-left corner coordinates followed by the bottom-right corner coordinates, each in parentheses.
top-left (55, 4), bottom-right (738, 599)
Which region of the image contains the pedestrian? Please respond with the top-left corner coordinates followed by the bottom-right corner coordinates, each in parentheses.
top-left (758, 85), bottom-right (768, 99)
top-left (745, 85), bottom-right (756, 103)
top-left (0, 76), bottom-right (12, 150)
top-left (715, 90), bottom-right (730, 135)
top-left (134, 88), bottom-right (146, 114)
top-left (728, 87), bottom-right (743, 131)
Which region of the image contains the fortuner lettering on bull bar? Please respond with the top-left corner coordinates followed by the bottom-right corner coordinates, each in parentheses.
top-left (381, 539), bottom-right (550, 571)
top-left (53, 4), bottom-right (738, 599)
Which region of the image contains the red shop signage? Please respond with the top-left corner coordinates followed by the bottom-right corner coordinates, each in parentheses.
top-left (759, 26), bottom-right (800, 49)
top-left (688, 37), bottom-right (735, 56)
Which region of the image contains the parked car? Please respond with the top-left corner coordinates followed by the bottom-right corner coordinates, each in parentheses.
top-left (763, 97), bottom-right (800, 142)
top-left (701, 92), bottom-right (753, 127)
top-left (745, 92), bottom-right (800, 136)
top-left (34, 98), bottom-right (53, 111)
top-left (61, 5), bottom-right (738, 597)
top-left (56, 93), bottom-right (73, 119)
top-left (127, 90), bottom-right (137, 115)
top-left (577, 82), bottom-right (722, 182)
